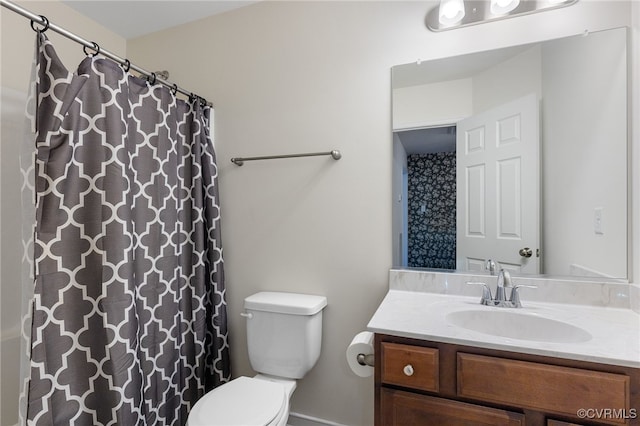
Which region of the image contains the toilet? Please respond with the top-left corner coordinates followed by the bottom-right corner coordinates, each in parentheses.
top-left (187, 291), bottom-right (328, 426)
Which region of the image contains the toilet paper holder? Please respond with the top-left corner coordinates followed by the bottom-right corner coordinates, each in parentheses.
top-left (356, 353), bottom-right (375, 367)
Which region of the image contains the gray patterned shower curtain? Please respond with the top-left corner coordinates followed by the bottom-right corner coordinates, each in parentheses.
top-left (23, 33), bottom-right (230, 425)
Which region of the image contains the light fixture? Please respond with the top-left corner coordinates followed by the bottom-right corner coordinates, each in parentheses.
top-left (490, 0), bottom-right (520, 15)
top-left (439, 0), bottom-right (465, 25)
top-left (426, 0), bottom-right (579, 31)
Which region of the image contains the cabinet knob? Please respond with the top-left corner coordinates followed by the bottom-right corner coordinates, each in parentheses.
top-left (403, 364), bottom-right (414, 376)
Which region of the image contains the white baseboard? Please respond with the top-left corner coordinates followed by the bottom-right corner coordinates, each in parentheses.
top-left (287, 412), bottom-right (348, 426)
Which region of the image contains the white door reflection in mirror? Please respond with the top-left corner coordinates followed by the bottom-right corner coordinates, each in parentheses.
top-left (457, 93), bottom-right (539, 274)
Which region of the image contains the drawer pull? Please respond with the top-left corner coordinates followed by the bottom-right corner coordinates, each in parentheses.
top-left (403, 364), bottom-right (414, 376)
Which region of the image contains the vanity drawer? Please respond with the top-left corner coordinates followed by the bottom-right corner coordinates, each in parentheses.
top-left (381, 342), bottom-right (439, 392)
top-left (457, 353), bottom-right (630, 424)
top-left (547, 420), bottom-right (586, 426)
top-left (381, 388), bottom-right (525, 425)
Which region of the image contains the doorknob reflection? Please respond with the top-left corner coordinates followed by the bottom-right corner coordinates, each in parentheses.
top-left (519, 247), bottom-right (533, 258)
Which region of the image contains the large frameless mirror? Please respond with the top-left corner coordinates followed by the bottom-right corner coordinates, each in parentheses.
top-left (391, 26), bottom-right (628, 280)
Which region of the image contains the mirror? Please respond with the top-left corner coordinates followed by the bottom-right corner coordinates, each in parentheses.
top-left (392, 27), bottom-right (628, 280)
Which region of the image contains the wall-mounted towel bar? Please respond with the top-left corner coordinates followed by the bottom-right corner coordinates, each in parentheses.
top-left (231, 150), bottom-right (342, 166)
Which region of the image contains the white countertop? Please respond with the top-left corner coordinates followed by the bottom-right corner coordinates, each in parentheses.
top-left (367, 289), bottom-right (640, 368)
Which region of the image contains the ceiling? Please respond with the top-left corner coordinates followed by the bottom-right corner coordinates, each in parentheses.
top-left (392, 43), bottom-right (533, 89)
top-left (62, 1), bottom-right (259, 39)
top-left (396, 126), bottom-right (457, 155)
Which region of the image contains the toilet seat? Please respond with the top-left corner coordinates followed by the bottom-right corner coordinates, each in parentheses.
top-left (187, 376), bottom-right (287, 426)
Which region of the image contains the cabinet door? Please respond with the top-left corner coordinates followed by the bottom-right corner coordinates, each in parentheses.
top-left (381, 388), bottom-right (525, 426)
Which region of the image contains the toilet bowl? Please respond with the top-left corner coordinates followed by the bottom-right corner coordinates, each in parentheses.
top-left (186, 292), bottom-right (327, 426)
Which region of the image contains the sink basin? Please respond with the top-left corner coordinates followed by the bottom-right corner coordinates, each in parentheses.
top-left (446, 310), bottom-right (592, 343)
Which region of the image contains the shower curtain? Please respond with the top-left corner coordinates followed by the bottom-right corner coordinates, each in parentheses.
top-left (22, 33), bottom-right (230, 425)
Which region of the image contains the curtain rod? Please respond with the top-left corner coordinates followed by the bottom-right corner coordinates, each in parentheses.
top-left (230, 150), bottom-right (342, 166)
top-left (0, 0), bottom-right (212, 107)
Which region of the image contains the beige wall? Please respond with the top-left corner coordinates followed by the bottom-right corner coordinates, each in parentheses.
top-left (632, 1), bottom-right (640, 296)
top-left (0, 1), bottom-right (637, 425)
top-left (392, 78), bottom-right (473, 129)
top-left (0, 2), bottom-right (126, 424)
top-left (128, 2), bottom-right (634, 425)
top-left (542, 28), bottom-right (628, 278)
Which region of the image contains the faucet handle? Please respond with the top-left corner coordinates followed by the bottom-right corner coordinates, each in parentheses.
top-left (466, 281), bottom-right (493, 305)
top-left (509, 284), bottom-right (537, 308)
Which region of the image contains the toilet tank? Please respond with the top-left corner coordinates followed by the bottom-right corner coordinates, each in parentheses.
top-left (244, 292), bottom-right (327, 379)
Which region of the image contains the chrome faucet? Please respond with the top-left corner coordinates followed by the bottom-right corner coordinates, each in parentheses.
top-left (467, 269), bottom-right (536, 308)
top-left (485, 259), bottom-right (498, 275)
top-left (494, 269), bottom-right (512, 304)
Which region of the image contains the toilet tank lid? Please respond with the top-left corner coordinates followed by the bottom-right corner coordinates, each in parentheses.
top-left (245, 292), bottom-right (327, 315)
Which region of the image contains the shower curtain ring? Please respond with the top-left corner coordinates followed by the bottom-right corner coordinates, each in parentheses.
top-left (171, 84), bottom-right (178, 96)
top-left (30, 15), bottom-right (49, 33)
top-left (83, 42), bottom-right (100, 57)
top-left (122, 59), bottom-right (131, 73)
top-left (148, 72), bottom-right (157, 85)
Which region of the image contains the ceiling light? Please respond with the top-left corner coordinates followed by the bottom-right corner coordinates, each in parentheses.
top-left (490, 0), bottom-right (520, 15)
top-left (439, 0), bottom-right (465, 25)
top-left (426, 0), bottom-right (579, 32)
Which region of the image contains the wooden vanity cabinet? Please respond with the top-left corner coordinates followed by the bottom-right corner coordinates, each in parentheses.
top-left (375, 334), bottom-right (640, 426)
